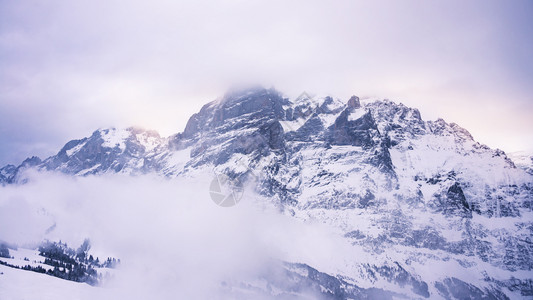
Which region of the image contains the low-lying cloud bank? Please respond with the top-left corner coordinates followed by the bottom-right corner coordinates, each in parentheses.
top-left (0, 171), bottom-right (349, 299)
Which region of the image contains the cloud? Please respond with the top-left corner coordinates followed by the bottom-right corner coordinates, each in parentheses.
top-left (1, 0), bottom-right (532, 166)
top-left (0, 171), bottom-right (350, 299)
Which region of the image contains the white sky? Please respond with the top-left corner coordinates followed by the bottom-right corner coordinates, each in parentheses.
top-left (1, 0), bottom-right (532, 165)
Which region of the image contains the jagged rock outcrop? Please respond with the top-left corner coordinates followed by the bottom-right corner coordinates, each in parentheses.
top-left (347, 95), bottom-right (361, 109)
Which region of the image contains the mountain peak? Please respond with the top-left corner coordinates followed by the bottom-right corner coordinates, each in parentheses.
top-left (347, 95), bottom-right (361, 109)
top-left (221, 85), bottom-right (277, 102)
top-left (21, 156), bottom-right (42, 167)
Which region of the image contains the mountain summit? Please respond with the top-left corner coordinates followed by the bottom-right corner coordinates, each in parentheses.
top-left (1, 87), bottom-right (532, 298)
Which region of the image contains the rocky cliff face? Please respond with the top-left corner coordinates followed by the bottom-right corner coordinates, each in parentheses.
top-left (1, 87), bottom-right (532, 299)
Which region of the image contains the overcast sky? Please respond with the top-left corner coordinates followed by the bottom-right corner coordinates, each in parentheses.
top-left (1, 0), bottom-right (532, 166)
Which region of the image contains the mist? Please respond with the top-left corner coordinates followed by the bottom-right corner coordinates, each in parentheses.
top-left (0, 171), bottom-right (349, 299)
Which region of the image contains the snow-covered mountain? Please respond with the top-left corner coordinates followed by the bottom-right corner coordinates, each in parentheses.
top-left (1, 87), bottom-right (532, 299)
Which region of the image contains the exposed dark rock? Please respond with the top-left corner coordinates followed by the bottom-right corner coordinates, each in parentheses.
top-left (286, 114), bottom-right (325, 142)
top-left (347, 95), bottom-right (361, 110)
top-left (269, 262), bottom-right (402, 300)
top-left (370, 262), bottom-right (430, 298)
top-left (328, 109), bottom-right (379, 147)
top-left (432, 182), bottom-right (473, 218)
top-left (435, 277), bottom-right (509, 300)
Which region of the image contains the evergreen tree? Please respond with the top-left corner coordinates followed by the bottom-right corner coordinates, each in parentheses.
top-left (76, 239), bottom-right (91, 262)
top-left (0, 243), bottom-right (9, 258)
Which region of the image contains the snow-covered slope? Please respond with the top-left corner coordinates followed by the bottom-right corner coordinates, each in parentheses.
top-left (0, 264), bottom-right (97, 300)
top-left (1, 87), bottom-right (532, 298)
top-left (509, 151), bottom-right (533, 175)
